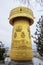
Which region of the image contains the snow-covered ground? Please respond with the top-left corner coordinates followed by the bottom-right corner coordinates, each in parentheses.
top-left (4, 57), bottom-right (43, 65)
top-left (0, 57), bottom-right (43, 65)
top-left (33, 57), bottom-right (43, 65)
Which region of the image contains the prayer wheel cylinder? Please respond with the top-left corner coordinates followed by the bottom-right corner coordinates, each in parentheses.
top-left (9, 7), bottom-right (34, 61)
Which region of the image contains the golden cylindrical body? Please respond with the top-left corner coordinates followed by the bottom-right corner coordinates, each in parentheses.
top-left (10, 18), bottom-right (33, 60)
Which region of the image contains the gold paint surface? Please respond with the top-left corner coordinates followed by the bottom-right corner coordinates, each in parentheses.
top-left (10, 19), bottom-right (33, 60)
top-left (9, 7), bottom-right (34, 26)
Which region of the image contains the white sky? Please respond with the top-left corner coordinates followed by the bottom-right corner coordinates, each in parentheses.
top-left (0, 0), bottom-right (43, 49)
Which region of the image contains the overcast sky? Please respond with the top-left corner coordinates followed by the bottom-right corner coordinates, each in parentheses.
top-left (0, 0), bottom-right (43, 49)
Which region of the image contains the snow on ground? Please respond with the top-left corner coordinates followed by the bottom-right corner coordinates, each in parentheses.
top-left (32, 57), bottom-right (43, 65)
top-left (0, 57), bottom-right (43, 65)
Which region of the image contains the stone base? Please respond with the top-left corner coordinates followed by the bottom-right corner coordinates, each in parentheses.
top-left (9, 60), bottom-right (33, 65)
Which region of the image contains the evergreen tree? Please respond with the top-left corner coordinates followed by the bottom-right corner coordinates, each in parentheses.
top-left (32, 16), bottom-right (43, 56)
top-left (0, 41), bottom-right (5, 61)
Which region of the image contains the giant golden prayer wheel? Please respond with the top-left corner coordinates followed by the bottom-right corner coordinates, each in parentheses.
top-left (9, 7), bottom-right (34, 61)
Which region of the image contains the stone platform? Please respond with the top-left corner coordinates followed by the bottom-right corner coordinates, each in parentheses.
top-left (9, 60), bottom-right (33, 65)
